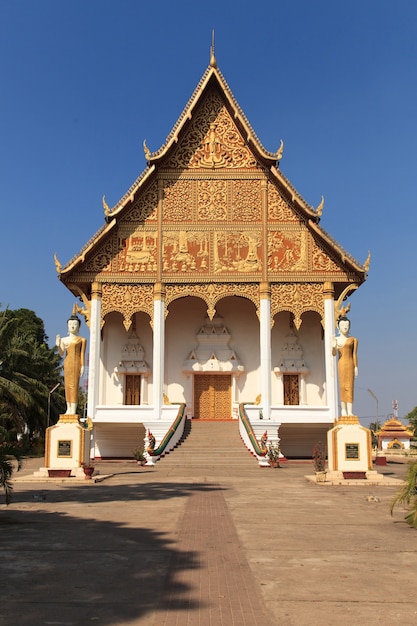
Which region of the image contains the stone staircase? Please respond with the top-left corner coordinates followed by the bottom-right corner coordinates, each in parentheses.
top-left (158, 419), bottom-right (258, 469)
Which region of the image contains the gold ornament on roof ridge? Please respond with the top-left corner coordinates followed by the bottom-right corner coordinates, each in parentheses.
top-left (143, 139), bottom-right (151, 161)
top-left (277, 139), bottom-right (284, 162)
top-left (54, 252), bottom-right (62, 274)
top-left (363, 251), bottom-right (371, 274)
top-left (316, 195), bottom-right (324, 218)
top-left (102, 195), bottom-right (111, 217)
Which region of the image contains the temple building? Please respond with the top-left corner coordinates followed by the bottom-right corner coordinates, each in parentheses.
top-left (56, 50), bottom-right (368, 459)
top-left (376, 418), bottom-right (414, 451)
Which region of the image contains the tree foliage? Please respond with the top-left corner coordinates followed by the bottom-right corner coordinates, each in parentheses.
top-left (0, 307), bottom-right (65, 439)
top-left (390, 460), bottom-right (417, 529)
top-left (404, 406), bottom-right (417, 440)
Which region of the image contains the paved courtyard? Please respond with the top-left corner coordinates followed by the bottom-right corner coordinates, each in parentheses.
top-left (1, 456), bottom-right (416, 625)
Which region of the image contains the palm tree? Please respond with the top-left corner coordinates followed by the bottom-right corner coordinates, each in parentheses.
top-left (0, 442), bottom-right (22, 504)
top-left (0, 308), bottom-right (64, 437)
top-left (390, 461), bottom-right (417, 529)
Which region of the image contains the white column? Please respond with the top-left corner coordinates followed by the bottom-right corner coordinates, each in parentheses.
top-left (260, 283), bottom-right (271, 419)
top-left (323, 282), bottom-right (338, 417)
top-left (152, 284), bottom-right (165, 419)
top-left (87, 282), bottom-right (102, 458)
top-left (87, 282), bottom-right (102, 420)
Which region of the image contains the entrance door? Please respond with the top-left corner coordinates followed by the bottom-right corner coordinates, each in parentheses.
top-left (194, 374), bottom-right (232, 419)
top-left (283, 374), bottom-right (299, 405)
top-left (125, 375), bottom-right (141, 405)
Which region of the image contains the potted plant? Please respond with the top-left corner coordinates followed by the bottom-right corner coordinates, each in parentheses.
top-left (266, 442), bottom-right (281, 468)
top-left (81, 462), bottom-right (95, 479)
top-left (312, 441), bottom-right (327, 482)
top-left (132, 448), bottom-right (147, 466)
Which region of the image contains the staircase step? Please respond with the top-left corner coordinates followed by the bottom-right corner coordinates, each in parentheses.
top-left (159, 420), bottom-right (257, 467)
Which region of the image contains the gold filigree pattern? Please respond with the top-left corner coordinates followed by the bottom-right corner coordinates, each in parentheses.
top-left (232, 180), bottom-right (261, 222)
top-left (83, 237), bottom-right (115, 274)
top-left (267, 182), bottom-right (298, 222)
top-left (124, 185), bottom-right (158, 222)
top-left (311, 237), bottom-right (343, 273)
top-left (197, 180), bottom-right (227, 220)
top-left (101, 283), bottom-right (154, 330)
top-left (271, 283), bottom-right (324, 329)
top-left (163, 179), bottom-right (193, 221)
top-left (167, 90), bottom-right (259, 170)
top-left (165, 283), bottom-right (259, 320)
top-left (268, 230), bottom-right (307, 272)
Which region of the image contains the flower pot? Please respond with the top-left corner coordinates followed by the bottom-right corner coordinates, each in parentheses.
top-left (48, 469), bottom-right (72, 478)
top-left (269, 460), bottom-right (280, 468)
top-left (315, 471), bottom-right (327, 483)
top-left (83, 466), bottom-right (94, 479)
top-left (342, 471), bottom-right (367, 480)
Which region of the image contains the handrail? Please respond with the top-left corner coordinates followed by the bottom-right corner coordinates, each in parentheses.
top-left (238, 403), bottom-right (267, 456)
top-left (149, 403), bottom-right (186, 456)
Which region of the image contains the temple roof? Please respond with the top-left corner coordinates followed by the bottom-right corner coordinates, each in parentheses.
top-left (376, 417), bottom-right (414, 438)
top-left (56, 55), bottom-right (369, 291)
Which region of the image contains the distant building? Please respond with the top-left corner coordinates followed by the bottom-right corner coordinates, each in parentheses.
top-left (376, 418), bottom-right (414, 451)
top-left (57, 52), bottom-right (367, 458)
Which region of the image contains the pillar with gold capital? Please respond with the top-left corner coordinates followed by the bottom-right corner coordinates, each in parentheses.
top-left (260, 282), bottom-right (271, 419)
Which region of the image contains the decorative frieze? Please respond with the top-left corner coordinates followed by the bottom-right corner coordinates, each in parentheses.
top-left (271, 283), bottom-right (324, 329)
top-left (101, 283), bottom-right (154, 330)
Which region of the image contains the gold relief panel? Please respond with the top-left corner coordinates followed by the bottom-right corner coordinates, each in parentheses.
top-left (162, 230), bottom-right (210, 275)
top-left (83, 236), bottom-right (116, 274)
top-left (197, 180), bottom-right (227, 221)
top-left (101, 283), bottom-right (154, 330)
top-left (267, 182), bottom-right (298, 222)
top-left (214, 230), bottom-right (262, 275)
top-left (123, 183), bottom-right (158, 222)
top-left (232, 180), bottom-right (261, 222)
top-left (163, 179), bottom-right (193, 222)
top-left (310, 236), bottom-right (344, 273)
top-left (117, 227), bottom-right (158, 274)
top-left (165, 283), bottom-right (260, 320)
top-left (271, 283), bottom-right (324, 329)
top-left (166, 90), bottom-right (259, 170)
top-left (268, 230), bottom-right (308, 273)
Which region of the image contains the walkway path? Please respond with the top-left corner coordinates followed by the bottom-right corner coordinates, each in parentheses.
top-left (2, 454), bottom-right (416, 626)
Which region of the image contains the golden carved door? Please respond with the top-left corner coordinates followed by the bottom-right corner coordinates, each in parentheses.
top-left (194, 374), bottom-right (232, 419)
top-left (283, 374), bottom-right (299, 406)
top-left (125, 375), bottom-right (141, 405)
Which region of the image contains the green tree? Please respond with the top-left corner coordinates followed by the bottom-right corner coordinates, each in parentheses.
top-left (0, 442), bottom-right (22, 504)
top-left (390, 461), bottom-right (417, 529)
top-left (369, 422), bottom-right (380, 448)
top-left (404, 406), bottom-right (417, 441)
top-left (0, 307), bottom-right (64, 440)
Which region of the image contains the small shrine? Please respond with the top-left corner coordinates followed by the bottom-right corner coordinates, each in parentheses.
top-left (376, 418), bottom-right (414, 451)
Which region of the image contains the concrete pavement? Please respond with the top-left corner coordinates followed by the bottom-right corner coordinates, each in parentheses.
top-left (1, 456), bottom-right (416, 625)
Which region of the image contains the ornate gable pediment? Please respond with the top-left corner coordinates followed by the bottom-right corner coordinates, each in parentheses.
top-left (165, 88), bottom-right (259, 171)
top-left (59, 60), bottom-right (367, 309)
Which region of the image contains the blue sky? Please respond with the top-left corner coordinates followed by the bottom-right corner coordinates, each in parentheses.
top-left (1, 1), bottom-right (416, 424)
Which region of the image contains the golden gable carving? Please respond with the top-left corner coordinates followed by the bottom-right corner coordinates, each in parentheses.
top-left (166, 90), bottom-right (259, 170)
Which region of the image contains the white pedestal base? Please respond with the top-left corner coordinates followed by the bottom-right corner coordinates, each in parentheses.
top-left (327, 416), bottom-right (372, 473)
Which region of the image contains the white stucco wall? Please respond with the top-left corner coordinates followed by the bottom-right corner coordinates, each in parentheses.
top-left (100, 311), bottom-right (153, 405)
top-left (271, 310), bottom-right (325, 406)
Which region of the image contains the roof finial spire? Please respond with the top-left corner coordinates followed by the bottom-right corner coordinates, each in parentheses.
top-left (210, 29), bottom-right (217, 68)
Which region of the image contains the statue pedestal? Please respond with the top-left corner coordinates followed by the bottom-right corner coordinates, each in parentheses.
top-left (35, 414), bottom-right (92, 477)
top-left (327, 415), bottom-right (372, 476)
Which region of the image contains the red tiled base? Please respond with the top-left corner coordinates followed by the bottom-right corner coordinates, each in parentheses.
top-left (152, 483), bottom-right (273, 625)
